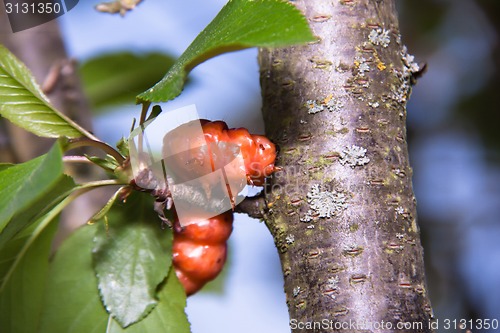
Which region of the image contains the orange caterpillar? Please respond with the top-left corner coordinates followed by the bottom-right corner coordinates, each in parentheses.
top-left (165, 120), bottom-right (277, 295)
top-left (198, 120), bottom-right (276, 186)
top-left (172, 212), bottom-right (233, 296)
top-left (162, 119), bottom-right (277, 187)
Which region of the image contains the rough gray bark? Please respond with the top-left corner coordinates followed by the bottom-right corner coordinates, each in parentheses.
top-left (258, 1), bottom-right (433, 331)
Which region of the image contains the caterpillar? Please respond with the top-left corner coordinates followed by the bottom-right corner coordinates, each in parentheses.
top-left (162, 120), bottom-right (277, 295)
top-left (172, 211), bottom-right (234, 296)
top-left (162, 119), bottom-right (277, 186)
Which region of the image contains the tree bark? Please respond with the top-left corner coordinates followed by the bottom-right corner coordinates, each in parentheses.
top-left (258, 0), bottom-right (433, 331)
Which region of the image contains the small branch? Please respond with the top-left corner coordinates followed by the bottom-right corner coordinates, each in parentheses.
top-left (41, 60), bottom-right (62, 94)
top-left (139, 102), bottom-right (151, 126)
top-left (234, 193), bottom-right (267, 219)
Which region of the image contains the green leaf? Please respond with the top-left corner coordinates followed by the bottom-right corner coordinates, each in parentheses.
top-left (137, 0), bottom-right (314, 103)
top-left (79, 52), bottom-right (176, 110)
top-left (0, 142), bottom-right (65, 233)
top-left (116, 137), bottom-right (130, 157)
top-left (38, 224), bottom-right (109, 333)
top-left (39, 222), bottom-right (189, 333)
top-left (105, 270), bottom-right (190, 333)
top-left (0, 187), bottom-right (78, 324)
top-left (0, 174), bottom-right (75, 251)
top-left (86, 155), bottom-right (120, 172)
top-left (87, 187), bottom-right (123, 223)
top-left (0, 218), bottom-right (59, 333)
top-left (0, 44), bottom-right (91, 138)
top-left (92, 191), bottom-right (173, 328)
top-left (0, 163), bottom-right (13, 172)
top-left (146, 105), bottom-right (163, 122)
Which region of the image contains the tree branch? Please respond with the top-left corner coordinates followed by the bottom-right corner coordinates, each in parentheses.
top-left (259, 0), bottom-right (434, 331)
top-left (234, 193), bottom-right (267, 219)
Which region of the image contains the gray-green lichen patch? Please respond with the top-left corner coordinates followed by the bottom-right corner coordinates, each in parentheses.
top-left (300, 184), bottom-right (348, 222)
top-left (354, 56), bottom-right (370, 76)
top-left (305, 95), bottom-right (344, 114)
top-left (368, 28), bottom-right (391, 47)
top-left (306, 99), bottom-right (324, 114)
top-left (358, 63), bottom-right (370, 76)
top-left (327, 275), bottom-right (340, 289)
top-left (401, 46), bottom-right (420, 73)
top-left (390, 46), bottom-right (421, 103)
top-left (339, 145), bottom-right (370, 167)
top-left (293, 286), bottom-right (301, 297)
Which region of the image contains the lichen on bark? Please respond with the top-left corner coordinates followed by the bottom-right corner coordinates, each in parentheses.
top-left (258, 0), bottom-right (433, 331)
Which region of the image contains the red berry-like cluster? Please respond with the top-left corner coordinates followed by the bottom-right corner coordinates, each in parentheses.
top-left (167, 120), bottom-right (277, 295)
top-left (172, 212), bottom-right (233, 296)
top-left (198, 120), bottom-right (276, 186)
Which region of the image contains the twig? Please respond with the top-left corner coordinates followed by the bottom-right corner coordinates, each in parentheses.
top-left (234, 193), bottom-right (267, 219)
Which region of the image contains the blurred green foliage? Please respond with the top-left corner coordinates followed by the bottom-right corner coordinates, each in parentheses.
top-left (79, 52), bottom-right (176, 111)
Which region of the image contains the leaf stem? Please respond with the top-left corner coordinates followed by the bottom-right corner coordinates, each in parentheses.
top-left (137, 102), bottom-right (151, 155)
top-left (62, 155), bottom-right (94, 164)
top-left (79, 179), bottom-right (125, 188)
top-left (67, 138), bottom-right (125, 164)
top-left (88, 186), bottom-right (126, 223)
top-left (49, 105), bottom-right (100, 142)
top-left (139, 102), bottom-right (151, 126)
